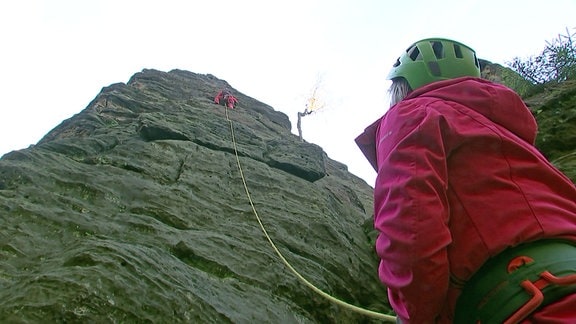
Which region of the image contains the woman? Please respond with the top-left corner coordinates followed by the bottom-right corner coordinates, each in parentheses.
top-left (355, 38), bottom-right (576, 323)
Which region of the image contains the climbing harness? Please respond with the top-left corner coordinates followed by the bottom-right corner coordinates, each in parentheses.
top-left (224, 107), bottom-right (396, 322)
top-left (455, 240), bottom-right (576, 323)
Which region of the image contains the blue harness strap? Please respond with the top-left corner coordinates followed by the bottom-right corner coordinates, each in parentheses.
top-left (454, 240), bottom-right (576, 323)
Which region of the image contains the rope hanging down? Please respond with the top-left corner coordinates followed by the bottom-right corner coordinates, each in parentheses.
top-left (224, 107), bottom-right (396, 322)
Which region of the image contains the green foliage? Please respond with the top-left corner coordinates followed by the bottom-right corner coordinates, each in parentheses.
top-left (508, 27), bottom-right (576, 85)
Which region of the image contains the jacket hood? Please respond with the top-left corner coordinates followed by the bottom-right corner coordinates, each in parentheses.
top-left (408, 77), bottom-right (537, 144)
top-left (355, 77), bottom-right (537, 173)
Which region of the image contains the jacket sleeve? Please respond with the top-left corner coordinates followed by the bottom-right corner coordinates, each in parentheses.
top-left (373, 102), bottom-right (452, 323)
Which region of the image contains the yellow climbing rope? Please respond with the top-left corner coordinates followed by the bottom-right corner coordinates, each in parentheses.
top-left (224, 107), bottom-right (396, 322)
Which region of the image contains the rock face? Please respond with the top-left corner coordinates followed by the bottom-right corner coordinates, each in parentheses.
top-left (526, 80), bottom-right (576, 182)
top-left (0, 69), bottom-right (391, 323)
top-left (479, 59), bottom-right (534, 98)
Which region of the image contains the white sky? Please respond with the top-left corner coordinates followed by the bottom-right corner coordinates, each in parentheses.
top-left (1, 0), bottom-right (575, 185)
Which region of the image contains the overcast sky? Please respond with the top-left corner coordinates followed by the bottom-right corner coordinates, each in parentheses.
top-left (1, 0), bottom-right (575, 185)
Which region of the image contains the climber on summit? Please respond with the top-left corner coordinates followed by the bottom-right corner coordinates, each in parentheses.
top-left (214, 89), bottom-right (238, 109)
top-left (355, 38), bottom-right (576, 323)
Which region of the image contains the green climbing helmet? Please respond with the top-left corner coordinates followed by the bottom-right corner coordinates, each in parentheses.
top-left (387, 38), bottom-right (481, 90)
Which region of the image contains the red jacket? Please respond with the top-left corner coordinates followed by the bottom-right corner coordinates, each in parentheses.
top-left (355, 77), bottom-right (576, 323)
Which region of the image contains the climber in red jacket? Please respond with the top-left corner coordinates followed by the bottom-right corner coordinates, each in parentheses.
top-left (214, 89), bottom-right (238, 109)
top-left (355, 38), bottom-right (576, 323)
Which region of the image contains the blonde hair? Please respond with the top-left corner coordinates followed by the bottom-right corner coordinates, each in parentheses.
top-left (388, 78), bottom-right (412, 107)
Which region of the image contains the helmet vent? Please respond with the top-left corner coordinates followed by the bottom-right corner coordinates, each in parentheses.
top-left (431, 41), bottom-right (445, 59)
top-left (428, 61), bottom-right (441, 76)
top-left (392, 58), bottom-right (401, 67)
top-left (453, 44), bottom-right (463, 58)
top-left (408, 47), bottom-right (422, 61)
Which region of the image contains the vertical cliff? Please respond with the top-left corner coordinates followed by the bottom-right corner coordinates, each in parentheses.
top-left (0, 69), bottom-right (391, 323)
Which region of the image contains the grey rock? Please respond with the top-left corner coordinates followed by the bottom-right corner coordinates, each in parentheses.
top-left (0, 69), bottom-right (391, 323)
